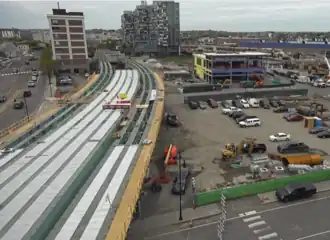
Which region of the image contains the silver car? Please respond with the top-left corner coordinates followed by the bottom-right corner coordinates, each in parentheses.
top-left (27, 81), bottom-right (36, 87)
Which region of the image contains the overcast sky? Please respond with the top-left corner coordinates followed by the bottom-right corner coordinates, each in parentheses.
top-left (0, 0), bottom-right (329, 31)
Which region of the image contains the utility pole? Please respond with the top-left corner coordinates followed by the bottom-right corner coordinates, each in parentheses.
top-left (23, 96), bottom-right (30, 120)
top-left (178, 152), bottom-right (183, 221)
top-left (217, 193), bottom-right (226, 240)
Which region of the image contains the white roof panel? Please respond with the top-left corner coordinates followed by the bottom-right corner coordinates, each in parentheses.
top-left (105, 70), bottom-right (121, 92)
top-left (90, 111), bottom-right (121, 141)
top-left (0, 149), bottom-right (23, 168)
top-left (80, 145), bottom-right (139, 240)
top-left (126, 69), bottom-right (139, 100)
top-left (1, 142), bottom-right (98, 240)
top-left (54, 145), bottom-right (125, 240)
top-left (0, 112), bottom-right (111, 231)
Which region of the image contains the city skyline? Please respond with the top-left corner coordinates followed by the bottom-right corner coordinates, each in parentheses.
top-left (0, 0), bottom-right (330, 31)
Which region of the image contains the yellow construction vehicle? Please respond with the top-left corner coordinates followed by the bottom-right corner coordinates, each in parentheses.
top-left (221, 138), bottom-right (257, 160)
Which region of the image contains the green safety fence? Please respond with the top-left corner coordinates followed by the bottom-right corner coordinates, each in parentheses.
top-left (194, 170), bottom-right (330, 206)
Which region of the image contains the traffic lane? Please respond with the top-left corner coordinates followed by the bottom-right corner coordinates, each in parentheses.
top-left (0, 75), bottom-right (46, 129)
top-left (261, 196), bottom-right (330, 240)
top-left (0, 74), bottom-right (27, 96)
top-left (139, 215), bottom-right (257, 240)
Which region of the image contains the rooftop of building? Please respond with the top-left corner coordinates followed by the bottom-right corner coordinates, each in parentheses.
top-left (193, 52), bottom-right (270, 59)
top-left (47, 8), bottom-right (84, 17)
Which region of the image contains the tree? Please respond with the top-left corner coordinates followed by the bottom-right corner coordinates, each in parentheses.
top-left (40, 46), bottom-right (56, 97)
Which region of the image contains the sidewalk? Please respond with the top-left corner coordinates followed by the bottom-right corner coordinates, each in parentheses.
top-left (130, 204), bottom-right (221, 232)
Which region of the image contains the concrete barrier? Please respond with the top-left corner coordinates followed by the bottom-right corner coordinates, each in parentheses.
top-left (194, 169), bottom-right (330, 206)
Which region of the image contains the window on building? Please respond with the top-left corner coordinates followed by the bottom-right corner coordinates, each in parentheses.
top-left (51, 19), bottom-right (58, 25)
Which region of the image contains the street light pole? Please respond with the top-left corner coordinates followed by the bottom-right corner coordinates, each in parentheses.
top-left (23, 96), bottom-right (30, 120)
top-left (178, 152), bottom-right (183, 221)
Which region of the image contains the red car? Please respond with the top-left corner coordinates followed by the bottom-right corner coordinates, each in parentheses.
top-left (285, 114), bottom-right (304, 122)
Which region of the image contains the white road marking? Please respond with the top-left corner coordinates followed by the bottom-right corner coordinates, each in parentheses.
top-left (243, 215), bottom-right (261, 222)
top-left (258, 232), bottom-right (278, 240)
top-left (248, 221), bottom-right (266, 228)
top-left (296, 230), bottom-right (330, 240)
top-left (144, 195), bottom-right (330, 239)
top-left (253, 226), bottom-right (272, 234)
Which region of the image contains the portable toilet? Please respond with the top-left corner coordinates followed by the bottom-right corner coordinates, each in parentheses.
top-left (314, 117), bottom-right (323, 127)
top-left (303, 117), bottom-right (315, 129)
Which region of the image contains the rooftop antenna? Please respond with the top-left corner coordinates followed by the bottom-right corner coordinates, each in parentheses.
top-left (57, 2), bottom-right (60, 9)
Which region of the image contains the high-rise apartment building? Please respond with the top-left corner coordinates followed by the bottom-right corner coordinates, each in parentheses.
top-left (47, 9), bottom-right (88, 74)
top-left (121, 1), bottom-right (180, 56)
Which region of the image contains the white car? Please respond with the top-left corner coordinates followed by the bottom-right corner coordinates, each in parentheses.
top-left (269, 133), bottom-right (291, 142)
top-left (240, 99), bottom-right (250, 108)
top-left (326, 80), bottom-right (330, 87)
top-left (313, 79), bottom-right (326, 88)
top-left (0, 148), bottom-right (14, 154)
top-left (27, 81), bottom-right (36, 87)
top-left (222, 106), bottom-right (242, 115)
top-left (248, 98), bottom-right (259, 108)
top-left (85, 73), bottom-right (90, 78)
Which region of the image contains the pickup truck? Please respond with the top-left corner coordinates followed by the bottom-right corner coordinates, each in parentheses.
top-left (222, 106), bottom-right (242, 115)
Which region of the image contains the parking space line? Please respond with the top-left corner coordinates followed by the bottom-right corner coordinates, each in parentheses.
top-left (248, 221), bottom-right (266, 228)
top-left (296, 230), bottom-right (330, 240)
top-left (253, 226), bottom-right (272, 234)
top-left (258, 232), bottom-right (278, 239)
top-left (243, 215), bottom-right (261, 222)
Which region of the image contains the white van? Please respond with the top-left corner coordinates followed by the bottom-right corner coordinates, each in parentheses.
top-left (248, 98), bottom-right (259, 108)
top-left (297, 76), bottom-right (309, 84)
top-left (239, 118), bottom-right (261, 127)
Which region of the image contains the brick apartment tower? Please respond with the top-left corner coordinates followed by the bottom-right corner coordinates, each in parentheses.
top-left (47, 9), bottom-right (89, 74)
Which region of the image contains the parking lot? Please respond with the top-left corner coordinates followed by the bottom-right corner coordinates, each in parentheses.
top-left (139, 82), bottom-right (330, 220)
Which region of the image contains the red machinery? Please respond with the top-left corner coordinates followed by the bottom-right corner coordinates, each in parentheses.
top-left (154, 144), bottom-right (177, 183)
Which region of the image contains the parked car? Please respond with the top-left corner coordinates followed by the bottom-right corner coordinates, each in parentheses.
top-left (171, 169), bottom-right (190, 195)
top-left (188, 100), bottom-right (198, 109)
top-left (236, 115), bottom-right (257, 123)
top-left (232, 100), bottom-right (243, 109)
top-left (242, 143), bottom-right (267, 153)
top-left (313, 79), bottom-right (326, 88)
top-left (27, 81), bottom-right (36, 87)
top-left (222, 106), bottom-right (242, 115)
top-left (277, 141), bottom-right (310, 154)
top-left (220, 101), bottom-right (230, 108)
top-left (276, 182), bottom-right (316, 202)
top-left (317, 130), bottom-right (330, 138)
top-left (198, 101), bottom-right (207, 109)
top-left (23, 90), bottom-right (32, 97)
top-left (284, 113), bottom-right (304, 122)
top-left (207, 98), bottom-right (218, 108)
top-left (277, 100), bottom-right (286, 106)
top-left (239, 99), bottom-right (250, 108)
top-left (239, 118), bottom-right (261, 127)
top-left (231, 111), bottom-right (245, 120)
top-left (269, 100), bottom-right (279, 108)
top-left (269, 132), bottom-right (291, 142)
top-left (309, 127), bottom-right (329, 134)
top-left (248, 98), bottom-right (259, 108)
top-left (166, 113), bottom-right (180, 127)
top-left (273, 106), bottom-right (288, 113)
top-left (0, 96), bottom-right (6, 103)
top-left (259, 99), bottom-right (270, 109)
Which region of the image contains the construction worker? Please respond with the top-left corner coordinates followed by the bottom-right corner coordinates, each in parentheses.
top-left (116, 131), bottom-right (120, 139)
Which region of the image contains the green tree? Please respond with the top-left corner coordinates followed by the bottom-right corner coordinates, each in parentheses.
top-left (40, 46), bottom-right (56, 97)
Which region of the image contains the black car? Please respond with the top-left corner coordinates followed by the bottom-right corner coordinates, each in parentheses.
top-left (171, 169), bottom-right (190, 194)
top-left (317, 130), bottom-right (330, 138)
top-left (277, 100), bottom-right (286, 106)
top-left (23, 90), bottom-right (32, 98)
top-left (276, 182), bottom-right (316, 202)
top-left (309, 127), bottom-right (328, 134)
top-left (198, 101), bottom-right (207, 109)
top-left (25, 61), bottom-right (30, 65)
top-left (233, 100), bottom-right (243, 109)
top-left (207, 98), bottom-right (218, 108)
top-left (269, 100), bottom-right (279, 108)
top-left (0, 96), bottom-right (6, 103)
top-left (259, 99), bottom-right (270, 109)
top-left (273, 106), bottom-right (288, 113)
top-left (231, 111), bottom-right (245, 120)
top-left (277, 141), bottom-right (310, 154)
top-left (236, 115), bottom-right (258, 123)
top-left (188, 101), bottom-right (198, 109)
top-left (243, 143), bottom-right (267, 154)
top-left (166, 113), bottom-right (180, 127)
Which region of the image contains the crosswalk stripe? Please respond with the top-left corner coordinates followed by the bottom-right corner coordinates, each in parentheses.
top-left (258, 232), bottom-right (278, 240)
top-left (243, 216), bottom-right (261, 222)
top-left (248, 221), bottom-right (266, 228)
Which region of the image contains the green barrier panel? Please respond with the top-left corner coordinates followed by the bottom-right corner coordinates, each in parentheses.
top-left (195, 170), bottom-right (330, 206)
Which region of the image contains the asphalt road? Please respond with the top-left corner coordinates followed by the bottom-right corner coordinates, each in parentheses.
top-left (0, 56), bottom-right (44, 130)
top-left (142, 192), bottom-right (330, 240)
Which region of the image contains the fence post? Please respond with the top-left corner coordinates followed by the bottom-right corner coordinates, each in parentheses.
top-left (217, 193), bottom-right (226, 240)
